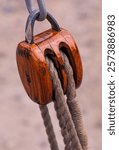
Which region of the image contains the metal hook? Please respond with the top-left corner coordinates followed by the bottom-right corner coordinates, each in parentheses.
top-left (25, 0), bottom-right (47, 21)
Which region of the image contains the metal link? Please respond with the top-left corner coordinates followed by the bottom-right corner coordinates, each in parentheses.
top-left (25, 0), bottom-right (47, 21)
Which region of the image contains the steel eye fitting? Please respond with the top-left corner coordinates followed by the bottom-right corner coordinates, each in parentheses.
top-left (25, 9), bottom-right (61, 44)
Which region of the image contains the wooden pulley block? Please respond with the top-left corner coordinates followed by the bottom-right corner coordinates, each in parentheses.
top-left (35, 28), bottom-right (83, 88)
top-left (16, 10), bottom-right (83, 105)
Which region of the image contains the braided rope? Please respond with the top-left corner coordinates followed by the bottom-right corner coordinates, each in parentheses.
top-left (39, 105), bottom-right (59, 150)
top-left (60, 51), bottom-right (88, 150)
top-left (46, 58), bottom-right (82, 150)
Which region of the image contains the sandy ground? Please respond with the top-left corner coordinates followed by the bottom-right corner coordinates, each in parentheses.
top-left (0, 0), bottom-right (101, 150)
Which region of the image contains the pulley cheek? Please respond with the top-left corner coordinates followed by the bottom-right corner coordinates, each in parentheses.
top-left (16, 10), bottom-right (83, 105)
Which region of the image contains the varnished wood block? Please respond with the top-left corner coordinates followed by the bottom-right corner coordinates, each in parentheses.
top-left (16, 28), bottom-right (83, 105)
top-left (34, 28), bottom-right (83, 88)
top-left (16, 43), bottom-right (53, 105)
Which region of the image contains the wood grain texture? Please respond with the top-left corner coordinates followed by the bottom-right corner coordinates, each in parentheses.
top-left (16, 28), bottom-right (83, 105)
top-left (35, 28), bottom-right (83, 88)
top-left (34, 29), bottom-right (68, 93)
top-left (60, 29), bottom-right (83, 88)
top-left (16, 43), bottom-right (52, 105)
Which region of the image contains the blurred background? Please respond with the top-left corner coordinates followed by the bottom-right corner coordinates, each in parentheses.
top-left (0, 0), bottom-right (101, 150)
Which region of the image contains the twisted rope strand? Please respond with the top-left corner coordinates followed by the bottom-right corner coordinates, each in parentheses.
top-left (46, 58), bottom-right (72, 150)
top-left (46, 58), bottom-right (82, 150)
top-left (39, 55), bottom-right (87, 150)
top-left (39, 105), bottom-right (59, 150)
top-left (60, 51), bottom-right (88, 150)
top-left (54, 101), bottom-right (72, 150)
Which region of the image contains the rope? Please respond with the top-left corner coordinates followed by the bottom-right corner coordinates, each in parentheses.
top-left (60, 51), bottom-right (88, 150)
top-left (46, 58), bottom-right (82, 150)
top-left (38, 54), bottom-right (88, 150)
top-left (39, 105), bottom-right (59, 150)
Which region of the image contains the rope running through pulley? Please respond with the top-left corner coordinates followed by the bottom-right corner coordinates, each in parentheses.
top-left (16, 0), bottom-right (88, 149)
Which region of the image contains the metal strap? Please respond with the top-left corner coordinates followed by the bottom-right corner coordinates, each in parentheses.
top-left (25, 9), bottom-right (61, 44)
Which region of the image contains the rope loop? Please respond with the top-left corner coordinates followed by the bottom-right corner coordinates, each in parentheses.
top-left (25, 0), bottom-right (47, 21)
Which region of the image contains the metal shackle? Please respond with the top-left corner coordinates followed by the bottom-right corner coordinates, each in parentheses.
top-left (25, 9), bottom-right (61, 44)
